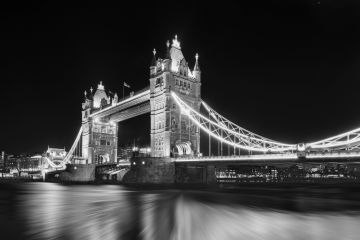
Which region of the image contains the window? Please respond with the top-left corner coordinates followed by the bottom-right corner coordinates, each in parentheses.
top-left (100, 139), bottom-right (106, 145)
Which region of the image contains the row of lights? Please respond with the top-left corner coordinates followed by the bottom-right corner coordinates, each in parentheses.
top-left (132, 161), bottom-right (145, 165)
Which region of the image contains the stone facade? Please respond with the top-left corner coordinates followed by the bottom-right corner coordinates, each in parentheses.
top-left (81, 36), bottom-right (202, 164)
top-left (82, 82), bottom-right (118, 164)
top-left (59, 164), bottom-right (96, 182)
top-left (123, 157), bottom-right (175, 184)
top-left (150, 36), bottom-right (201, 157)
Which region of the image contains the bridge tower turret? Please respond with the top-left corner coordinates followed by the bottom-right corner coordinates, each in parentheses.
top-left (150, 35), bottom-right (201, 157)
top-left (81, 82), bottom-right (118, 164)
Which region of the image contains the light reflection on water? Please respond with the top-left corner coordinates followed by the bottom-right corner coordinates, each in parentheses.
top-left (1, 183), bottom-right (360, 239)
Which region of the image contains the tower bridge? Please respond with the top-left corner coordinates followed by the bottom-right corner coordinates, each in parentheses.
top-left (45, 35), bottom-right (360, 183)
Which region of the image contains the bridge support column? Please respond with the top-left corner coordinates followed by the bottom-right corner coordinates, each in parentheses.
top-left (204, 165), bottom-right (217, 184)
top-left (81, 117), bottom-right (118, 165)
top-left (149, 37), bottom-right (201, 158)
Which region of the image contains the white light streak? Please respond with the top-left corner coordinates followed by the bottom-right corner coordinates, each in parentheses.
top-left (172, 92), bottom-right (295, 153)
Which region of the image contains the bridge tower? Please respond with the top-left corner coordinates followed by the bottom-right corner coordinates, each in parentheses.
top-left (81, 82), bottom-right (118, 164)
top-left (150, 35), bottom-right (201, 157)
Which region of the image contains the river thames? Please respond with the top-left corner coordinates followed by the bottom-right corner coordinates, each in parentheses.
top-left (1, 183), bottom-right (360, 240)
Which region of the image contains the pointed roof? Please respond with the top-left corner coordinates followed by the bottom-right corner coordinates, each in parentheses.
top-left (165, 40), bottom-right (171, 59)
top-left (171, 35), bottom-right (181, 49)
top-left (151, 48), bottom-right (157, 67)
top-left (93, 81), bottom-right (109, 108)
top-left (194, 53), bottom-right (200, 71)
top-left (170, 35), bottom-right (185, 72)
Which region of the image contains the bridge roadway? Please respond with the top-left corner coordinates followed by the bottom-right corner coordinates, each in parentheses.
top-left (173, 151), bottom-right (360, 164)
top-left (90, 87), bottom-right (150, 122)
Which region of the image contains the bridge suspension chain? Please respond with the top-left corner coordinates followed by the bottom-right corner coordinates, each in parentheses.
top-left (201, 100), bottom-right (296, 149)
top-left (171, 92), bottom-right (296, 153)
top-left (45, 126), bottom-right (83, 170)
top-left (62, 126), bottom-right (83, 164)
top-left (307, 127), bottom-right (360, 151)
top-left (200, 95), bottom-right (360, 152)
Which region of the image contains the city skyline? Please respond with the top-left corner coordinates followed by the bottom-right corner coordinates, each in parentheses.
top-left (2, 1), bottom-right (360, 154)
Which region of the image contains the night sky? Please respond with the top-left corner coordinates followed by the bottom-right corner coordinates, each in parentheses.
top-left (2, 1), bottom-right (360, 154)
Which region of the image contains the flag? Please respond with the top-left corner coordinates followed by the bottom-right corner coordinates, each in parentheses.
top-left (123, 82), bottom-right (131, 88)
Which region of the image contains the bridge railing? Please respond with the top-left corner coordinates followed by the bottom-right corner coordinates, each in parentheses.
top-left (174, 150), bottom-right (360, 162)
top-left (174, 153), bottom-right (298, 161)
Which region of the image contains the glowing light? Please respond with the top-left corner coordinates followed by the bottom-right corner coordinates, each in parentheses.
top-left (171, 61), bottom-right (179, 72)
top-left (188, 68), bottom-right (194, 78)
top-left (174, 153), bottom-right (298, 162)
top-left (172, 92), bottom-right (295, 153)
top-left (308, 126), bottom-right (360, 150)
top-left (90, 89), bottom-right (150, 118)
top-left (172, 34), bottom-right (181, 49)
top-left (201, 99), bottom-right (294, 147)
top-left (297, 143), bottom-right (306, 151)
top-left (97, 81), bottom-right (104, 90)
top-left (161, 63), bottom-right (165, 71)
top-left (142, 161), bottom-right (145, 165)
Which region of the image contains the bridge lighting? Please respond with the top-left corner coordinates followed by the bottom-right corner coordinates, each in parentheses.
top-left (171, 91), bottom-right (295, 153)
top-left (133, 162), bottom-right (136, 165)
top-left (297, 143), bottom-right (306, 151)
top-left (171, 62), bottom-right (179, 72)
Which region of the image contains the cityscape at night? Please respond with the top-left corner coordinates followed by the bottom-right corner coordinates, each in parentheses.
top-left (2, 1), bottom-right (360, 239)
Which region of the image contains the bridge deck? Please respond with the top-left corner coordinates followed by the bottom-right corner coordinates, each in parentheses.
top-left (174, 151), bottom-right (360, 163)
top-left (90, 88), bottom-right (150, 121)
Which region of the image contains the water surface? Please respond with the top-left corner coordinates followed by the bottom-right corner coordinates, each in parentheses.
top-left (1, 183), bottom-right (360, 240)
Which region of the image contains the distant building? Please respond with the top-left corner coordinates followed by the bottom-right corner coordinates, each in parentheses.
top-left (117, 145), bottom-right (133, 162)
top-left (46, 147), bottom-right (66, 164)
top-left (0, 151), bottom-right (4, 169)
top-left (117, 145), bottom-right (151, 163)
